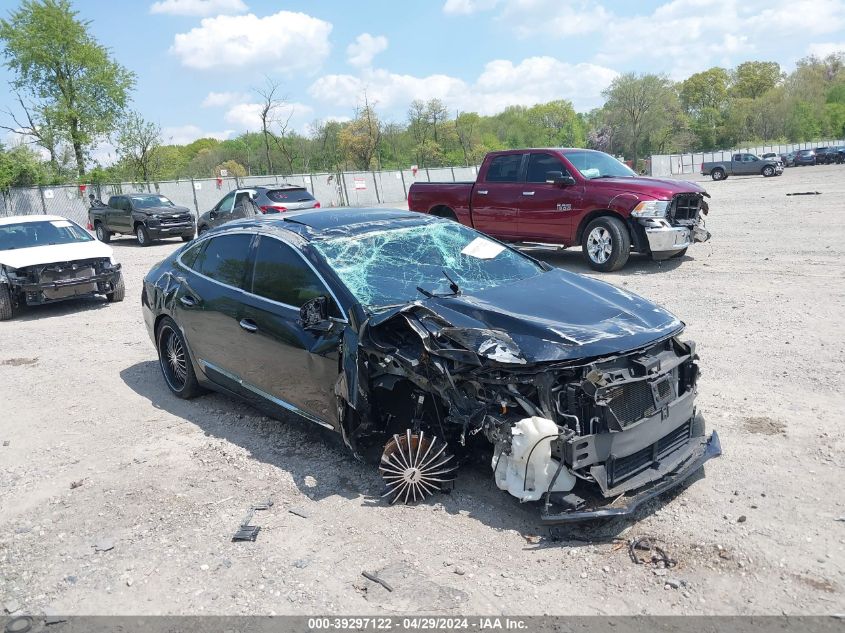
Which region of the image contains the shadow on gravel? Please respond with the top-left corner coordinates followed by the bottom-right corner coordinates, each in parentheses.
top-left (119, 359), bottom-right (687, 545)
top-left (11, 295), bottom-right (111, 322)
top-left (527, 248), bottom-right (689, 276)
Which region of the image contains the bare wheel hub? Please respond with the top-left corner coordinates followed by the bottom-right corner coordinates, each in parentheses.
top-left (379, 430), bottom-right (456, 504)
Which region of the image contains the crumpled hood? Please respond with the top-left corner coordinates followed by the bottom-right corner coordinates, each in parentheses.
top-left (417, 269), bottom-right (683, 363)
top-left (590, 176), bottom-right (706, 200)
top-left (0, 240), bottom-right (113, 270)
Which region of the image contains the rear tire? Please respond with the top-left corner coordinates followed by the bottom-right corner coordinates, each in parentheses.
top-left (156, 316), bottom-right (202, 399)
top-left (433, 207), bottom-right (458, 221)
top-left (136, 224), bottom-right (151, 246)
top-left (0, 284), bottom-right (13, 321)
top-left (106, 274), bottom-right (125, 303)
top-left (711, 168), bottom-right (726, 181)
top-left (95, 222), bottom-right (111, 243)
top-left (582, 216), bottom-right (630, 272)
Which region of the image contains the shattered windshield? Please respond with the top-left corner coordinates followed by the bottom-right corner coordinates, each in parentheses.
top-left (312, 222), bottom-right (544, 308)
top-left (0, 219), bottom-right (93, 250)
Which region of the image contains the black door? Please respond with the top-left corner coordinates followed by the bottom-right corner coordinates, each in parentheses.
top-left (236, 234), bottom-right (344, 428)
top-left (174, 232), bottom-right (256, 394)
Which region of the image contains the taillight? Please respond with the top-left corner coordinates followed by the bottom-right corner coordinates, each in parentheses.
top-left (314, 201), bottom-right (321, 208)
top-left (260, 205), bottom-right (287, 213)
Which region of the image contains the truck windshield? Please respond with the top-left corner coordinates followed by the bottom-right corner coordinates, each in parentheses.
top-left (564, 151), bottom-right (637, 179)
top-left (0, 219), bottom-right (93, 250)
top-left (130, 195), bottom-right (174, 208)
top-left (312, 221), bottom-right (544, 309)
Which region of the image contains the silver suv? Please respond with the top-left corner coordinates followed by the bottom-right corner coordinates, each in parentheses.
top-left (197, 185), bottom-right (321, 235)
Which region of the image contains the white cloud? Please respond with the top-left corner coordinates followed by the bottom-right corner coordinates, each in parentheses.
top-left (806, 41), bottom-right (845, 58)
top-left (347, 33), bottom-right (388, 68)
top-left (161, 124), bottom-right (234, 145)
top-left (481, 0), bottom-right (845, 78)
top-left (201, 91), bottom-right (251, 107)
top-left (309, 56), bottom-right (617, 115)
top-left (442, 0), bottom-right (499, 15)
top-left (150, 0), bottom-right (248, 17)
top-left (170, 11), bottom-right (332, 72)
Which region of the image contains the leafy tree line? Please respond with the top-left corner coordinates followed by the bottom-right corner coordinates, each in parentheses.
top-left (0, 0), bottom-right (844, 189)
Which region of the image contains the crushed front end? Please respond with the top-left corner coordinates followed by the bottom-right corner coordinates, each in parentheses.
top-left (2, 258), bottom-right (122, 306)
top-left (635, 192), bottom-right (712, 259)
top-left (342, 303), bottom-right (720, 522)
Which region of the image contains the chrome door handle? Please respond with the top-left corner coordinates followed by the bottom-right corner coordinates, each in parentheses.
top-left (477, 190), bottom-right (488, 195)
top-left (522, 191), bottom-right (535, 196)
top-left (179, 295), bottom-right (197, 307)
top-left (239, 318), bottom-right (258, 333)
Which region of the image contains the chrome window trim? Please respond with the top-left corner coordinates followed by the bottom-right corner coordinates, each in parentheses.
top-left (199, 359), bottom-right (334, 431)
top-left (175, 228), bottom-right (349, 323)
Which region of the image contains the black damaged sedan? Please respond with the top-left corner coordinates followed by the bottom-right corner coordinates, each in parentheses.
top-left (142, 208), bottom-right (720, 522)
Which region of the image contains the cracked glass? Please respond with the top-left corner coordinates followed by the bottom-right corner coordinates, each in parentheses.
top-left (312, 222), bottom-right (544, 308)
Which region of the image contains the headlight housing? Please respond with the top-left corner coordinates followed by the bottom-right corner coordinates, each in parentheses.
top-left (631, 200), bottom-right (670, 218)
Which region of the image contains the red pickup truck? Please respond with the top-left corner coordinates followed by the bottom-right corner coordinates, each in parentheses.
top-left (408, 149), bottom-right (710, 271)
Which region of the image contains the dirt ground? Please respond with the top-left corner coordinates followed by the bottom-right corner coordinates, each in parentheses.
top-left (1, 165), bottom-right (843, 616)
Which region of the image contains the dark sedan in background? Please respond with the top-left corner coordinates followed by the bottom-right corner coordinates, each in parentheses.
top-left (141, 209), bottom-right (719, 522)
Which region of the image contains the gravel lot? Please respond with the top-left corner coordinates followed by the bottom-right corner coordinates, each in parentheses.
top-left (1, 165), bottom-right (843, 616)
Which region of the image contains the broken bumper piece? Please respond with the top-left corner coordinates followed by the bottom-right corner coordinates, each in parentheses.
top-left (539, 430), bottom-right (721, 523)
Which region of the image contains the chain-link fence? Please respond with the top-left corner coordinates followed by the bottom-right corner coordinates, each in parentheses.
top-left (0, 165), bottom-right (482, 224)
top-left (651, 139), bottom-right (845, 177)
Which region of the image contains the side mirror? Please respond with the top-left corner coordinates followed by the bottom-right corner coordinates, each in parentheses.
top-left (546, 171), bottom-right (576, 186)
top-left (299, 295), bottom-right (331, 331)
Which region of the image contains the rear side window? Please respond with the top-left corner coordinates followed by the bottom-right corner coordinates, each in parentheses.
top-left (195, 234), bottom-right (253, 288)
top-left (485, 155), bottom-right (523, 182)
top-left (251, 236), bottom-right (328, 307)
top-left (266, 188), bottom-right (315, 202)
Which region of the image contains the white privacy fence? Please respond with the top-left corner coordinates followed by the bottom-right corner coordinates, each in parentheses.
top-left (0, 165), bottom-right (481, 228)
top-left (650, 139), bottom-right (845, 177)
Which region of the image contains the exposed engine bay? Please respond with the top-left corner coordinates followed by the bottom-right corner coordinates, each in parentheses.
top-left (2, 257), bottom-right (121, 306)
top-left (338, 302), bottom-right (720, 522)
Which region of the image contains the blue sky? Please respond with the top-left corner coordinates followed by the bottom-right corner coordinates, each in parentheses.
top-left (1, 0), bottom-right (844, 154)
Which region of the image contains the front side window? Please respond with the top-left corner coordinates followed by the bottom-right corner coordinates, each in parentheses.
top-left (526, 153), bottom-right (570, 183)
top-left (0, 219), bottom-right (93, 250)
top-left (251, 236), bottom-right (328, 307)
top-left (195, 234), bottom-right (252, 288)
top-left (485, 154), bottom-right (523, 182)
top-left (215, 192), bottom-right (235, 213)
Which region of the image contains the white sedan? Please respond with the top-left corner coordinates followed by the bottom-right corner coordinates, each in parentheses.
top-left (0, 215), bottom-right (124, 320)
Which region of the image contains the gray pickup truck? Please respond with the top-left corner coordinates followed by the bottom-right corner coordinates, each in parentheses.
top-left (700, 153), bottom-right (783, 181)
top-left (89, 193), bottom-right (196, 246)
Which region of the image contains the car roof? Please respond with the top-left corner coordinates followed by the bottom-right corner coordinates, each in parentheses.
top-left (0, 214), bottom-right (70, 226)
top-left (220, 207), bottom-right (439, 241)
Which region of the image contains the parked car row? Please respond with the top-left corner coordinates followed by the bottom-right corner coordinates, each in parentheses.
top-left (87, 184), bottom-right (321, 246)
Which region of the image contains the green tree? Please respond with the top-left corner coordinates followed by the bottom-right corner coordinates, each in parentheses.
top-left (0, 143), bottom-right (44, 188)
top-left (339, 95), bottom-right (382, 170)
top-left (602, 73), bottom-right (674, 167)
top-left (0, 0), bottom-right (135, 177)
top-left (731, 61), bottom-right (782, 99)
top-left (115, 112), bottom-right (161, 182)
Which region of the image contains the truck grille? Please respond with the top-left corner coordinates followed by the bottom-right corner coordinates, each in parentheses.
top-left (160, 214), bottom-right (192, 225)
top-left (669, 194), bottom-right (701, 225)
top-left (608, 419), bottom-right (693, 487)
top-left (607, 381), bottom-right (656, 426)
